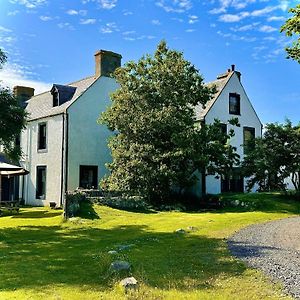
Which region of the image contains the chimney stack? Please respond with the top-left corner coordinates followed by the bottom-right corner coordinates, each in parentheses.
top-left (13, 86), bottom-right (34, 108)
top-left (94, 50), bottom-right (122, 78)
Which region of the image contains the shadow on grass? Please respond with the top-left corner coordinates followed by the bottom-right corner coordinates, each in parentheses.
top-left (11, 210), bottom-right (63, 219)
top-left (0, 223), bottom-right (247, 292)
top-left (78, 201), bottom-right (100, 220)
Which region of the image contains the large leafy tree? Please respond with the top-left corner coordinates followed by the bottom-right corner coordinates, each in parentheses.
top-left (281, 4), bottom-right (300, 63)
top-left (243, 121), bottom-right (300, 192)
top-left (100, 41), bottom-right (239, 203)
top-left (0, 49), bottom-right (27, 160)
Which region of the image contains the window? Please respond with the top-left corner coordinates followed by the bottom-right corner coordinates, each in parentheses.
top-left (36, 166), bottom-right (47, 199)
top-left (53, 90), bottom-right (59, 107)
top-left (243, 127), bottom-right (255, 154)
top-left (229, 93), bottom-right (240, 115)
top-left (79, 166), bottom-right (98, 189)
top-left (38, 123), bottom-right (47, 150)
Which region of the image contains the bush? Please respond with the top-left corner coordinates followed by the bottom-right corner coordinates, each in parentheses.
top-left (65, 191), bottom-right (86, 218)
top-left (91, 195), bottom-right (149, 211)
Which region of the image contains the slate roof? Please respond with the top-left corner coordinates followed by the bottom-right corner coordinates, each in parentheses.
top-left (195, 71), bottom-right (233, 121)
top-left (26, 76), bottom-right (96, 121)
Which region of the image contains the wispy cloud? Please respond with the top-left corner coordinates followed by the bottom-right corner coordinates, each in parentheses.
top-left (188, 15), bottom-right (198, 24)
top-left (7, 10), bottom-right (20, 16)
top-left (151, 19), bottom-right (161, 25)
top-left (0, 62), bottom-right (51, 94)
top-left (259, 25), bottom-right (277, 32)
top-left (80, 18), bottom-right (96, 25)
top-left (99, 0), bottom-right (117, 9)
top-left (0, 26), bottom-right (13, 33)
top-left (100, 22), bottom-right (118, 33)
top-left (268, 16), bottom-right (285, 22)
top-left (39, 15), bottom-right (52, 21)
top-left (58, 22), bottom-right (74, 30)
top-left (66, 9), bottom-right (87, 16)
top-left (9, 0), bottom-right (47, 9)
top-left (156, 0), bottom-right (192, 13)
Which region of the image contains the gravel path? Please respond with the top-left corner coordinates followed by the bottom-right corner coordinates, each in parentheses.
top-left (228, 217), bottom-right (300, 299)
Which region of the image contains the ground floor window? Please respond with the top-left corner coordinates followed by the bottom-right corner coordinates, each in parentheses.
top-left (221, 168), bottom-right (244, 193)
top-left (36, 166), bottom-right (47, 199)
top-left (79, 165), bottom-right (98, 189)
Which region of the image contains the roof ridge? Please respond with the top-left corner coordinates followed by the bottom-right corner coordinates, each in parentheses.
top-left (67, 75), bottom-right (95, 86)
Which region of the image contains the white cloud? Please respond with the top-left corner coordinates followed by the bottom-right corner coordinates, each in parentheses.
top-left (185, 28), bottom-right (195, 32)
top-left (80, 18), bottom-right (96, 25)
top-left (259, 25), bottom-right (277, 32)
top-left (122, 30), bottom-right (136, 35)
top-left (188, 15), bottom-right (198, 24)
top-left (152, 19), bottom-right (161, 25)
top-left (39, 15), bottom-right (52, 21)
top-left (99, 0), bottom-right (117, 9)
top-left (0, 62), bottom-right (51, 94)
top-left (9, 0), bottom-right (47, 9)
top-left (268, 16), bottom-right (285, 21)
top-left (66, 9), bottom-right (87, 16)
top-left (123, 10), bottom-right (133, 16)
top-left (58, 22), bottom-right (74, 30)
top-left (7, 10), bottom-right (20, 16)
top-left (156, 0), bottom-right (192, 13)
top-left (0, 26), bottom-right (12, 33)
top-left (100, 22), bottom-right (118, 33)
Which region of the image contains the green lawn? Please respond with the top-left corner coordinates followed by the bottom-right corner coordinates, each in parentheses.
top-left (0, 193), bottom-right (299, 299)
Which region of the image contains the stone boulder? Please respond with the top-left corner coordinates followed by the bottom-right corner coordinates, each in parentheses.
top-left (110, 260), bottom-right (131, 272)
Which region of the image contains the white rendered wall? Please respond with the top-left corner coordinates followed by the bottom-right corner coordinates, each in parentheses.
top-left (205, 73), bottom-right (262, 194)
top-left (67, 77), bottom-right (118, 191)
top-left (20, 114), bottom-right (64, 206)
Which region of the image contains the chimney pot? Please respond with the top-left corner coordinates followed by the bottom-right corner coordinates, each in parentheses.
top-left (231, 64), bottom-right (235, 71)
top-left (94, 50), bottom-right (122, 78)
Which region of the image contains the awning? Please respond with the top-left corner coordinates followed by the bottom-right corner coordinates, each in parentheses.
top-left (0, 162), bottom-right (29, 176)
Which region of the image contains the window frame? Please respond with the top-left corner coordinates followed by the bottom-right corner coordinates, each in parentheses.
top-left (79, 165), bottom-right (98, 189)
top-left (36, 165), bottom-right (47, 200)
top-left (38, 122), bottom-right (47, 152)
top-left (229, 93), bottom-right (241, 115)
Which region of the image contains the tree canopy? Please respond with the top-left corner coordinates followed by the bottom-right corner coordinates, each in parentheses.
top-left (281, 4), bottom-right (300, 63)
top-left (0, 49), bottom-right (27, 160)
top-left (100, 41), bottom-right (239, 203)
top-left (243, 120), bottom-right (300, 192)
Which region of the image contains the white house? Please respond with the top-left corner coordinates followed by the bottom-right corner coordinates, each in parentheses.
top-left (193, 65), bottom-right (262, 196)
top-left (16, 50), bottom-right (121, 207)
top-left (3, 52), bottom-right (262, 206)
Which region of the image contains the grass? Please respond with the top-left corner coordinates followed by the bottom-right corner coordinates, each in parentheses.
top-left (0, 193), bottom-right (299, 299)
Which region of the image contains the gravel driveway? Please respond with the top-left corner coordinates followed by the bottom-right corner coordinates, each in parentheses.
top-left (228, 217), bottom-right (300, 299)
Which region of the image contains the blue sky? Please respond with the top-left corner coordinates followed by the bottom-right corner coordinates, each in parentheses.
top-left (0, 0), bottom-right (299, 124)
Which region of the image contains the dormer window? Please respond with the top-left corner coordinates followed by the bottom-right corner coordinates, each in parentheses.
top-left (229, 93), bottom-right (240, 115)
top-left (50, 84), bottom-right (76, 107)
top-left (52, 87), bottom-right (59, 107)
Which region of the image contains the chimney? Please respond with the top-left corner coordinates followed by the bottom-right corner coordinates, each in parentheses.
top-left (231, 64), bottom-right (235, 71)
top-left (94, 50), bottom-right (122, 78)
top-left (13, 86), bottom-right (35, 108)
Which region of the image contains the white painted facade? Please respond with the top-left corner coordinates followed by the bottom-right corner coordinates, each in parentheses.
top-left (67, 77), bottom-right (118, 190)
top-left (204, 72), bottom-right (262, 194)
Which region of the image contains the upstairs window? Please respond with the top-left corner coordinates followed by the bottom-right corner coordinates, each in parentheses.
top-left (38, 123), bottom-right (47, 150)
top-left (229, 93), bottom-right (240, 115)
top-left (243, 127), bottom-right (255, 154)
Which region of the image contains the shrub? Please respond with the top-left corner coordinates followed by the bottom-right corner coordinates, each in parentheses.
top-left (65, 191), bottom-right (86, 218)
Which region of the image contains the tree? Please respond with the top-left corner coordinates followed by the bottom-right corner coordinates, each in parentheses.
top-left (100, 41), bottom-right (239, 203)
top-left (280, 4), bottom-right (300, 63)
top-left (0, 49), bottom-right (27, 160)
top-left (242, 120), bottom-right (300, 192)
